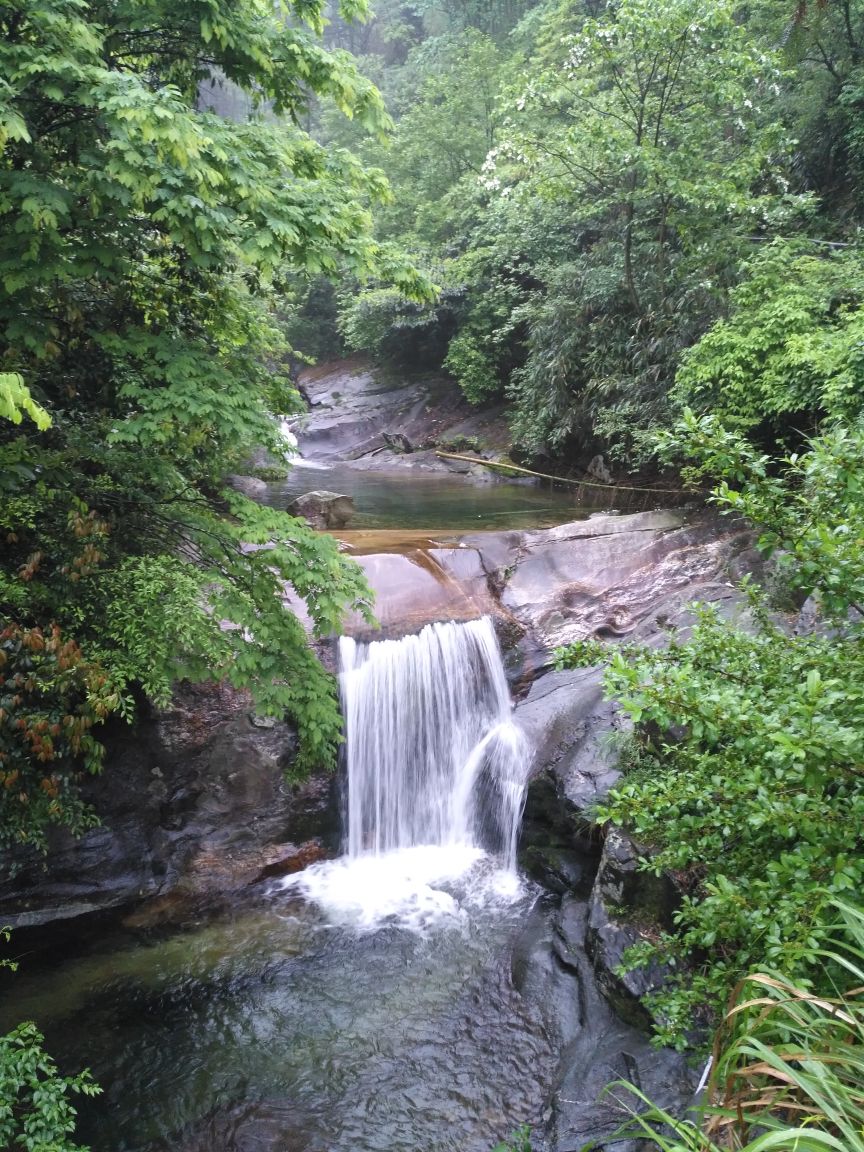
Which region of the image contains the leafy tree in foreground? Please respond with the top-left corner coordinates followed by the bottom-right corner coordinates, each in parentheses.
top-left (0, 0), bottom-right (431, 853)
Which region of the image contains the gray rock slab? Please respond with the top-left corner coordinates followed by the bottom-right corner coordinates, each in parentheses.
top-left (516, 667), bottom-right (621, 811)
top-left (514, 896), bottom-right (694, 1152)
top-left (0, 683), bottom-right (338, 929)
top-left (295, 358), bottom-right (511, 468)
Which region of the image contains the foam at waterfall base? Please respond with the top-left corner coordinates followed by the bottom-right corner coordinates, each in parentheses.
top-left (276, 845), bottom-right (527, 932)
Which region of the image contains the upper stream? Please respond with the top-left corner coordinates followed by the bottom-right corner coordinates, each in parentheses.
top-left (260, 460), bottom-right (598, 531)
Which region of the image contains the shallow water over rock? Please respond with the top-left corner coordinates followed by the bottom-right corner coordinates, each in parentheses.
top-left (261, 460), bottom-right (597, 533)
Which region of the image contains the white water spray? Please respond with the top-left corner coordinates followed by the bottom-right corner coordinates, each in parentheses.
top-left (282, 617), bottom-right (530, 927)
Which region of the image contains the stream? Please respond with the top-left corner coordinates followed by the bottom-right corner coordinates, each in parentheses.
top-left (4, 871), bottom-right (557, 1152)
top-left (259, 460), bottom-right (599, 532)
top-left (0, 461), bottom-right (647, 1152)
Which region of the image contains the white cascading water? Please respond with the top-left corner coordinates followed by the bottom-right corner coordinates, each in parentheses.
top-left (280, 616), bottom-right (531, 928)
top-left (340, 616), bottom-right (529, 866)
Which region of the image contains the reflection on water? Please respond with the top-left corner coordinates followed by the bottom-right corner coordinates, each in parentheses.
top-left (2, 860), bottom-right (554, 1152)
top-left (262, 462), bottom-right (599, 532)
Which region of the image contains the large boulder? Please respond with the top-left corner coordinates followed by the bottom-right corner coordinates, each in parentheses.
top-left (289, 490), bottom-right (355, 529)
top-left (0, 682), bottom-right (338, 930)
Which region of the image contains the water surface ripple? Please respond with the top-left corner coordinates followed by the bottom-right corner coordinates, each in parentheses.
top-left (9, 865), bottom-right (557, 1152)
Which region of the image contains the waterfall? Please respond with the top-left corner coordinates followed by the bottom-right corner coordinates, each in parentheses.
top-left (338, 617), bottom-right (529, 869)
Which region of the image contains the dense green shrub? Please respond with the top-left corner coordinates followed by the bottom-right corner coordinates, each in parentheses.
top-left (557, 416), bottom-right (864, 1046)
top-left (675, 242), bottom-right (864, 439)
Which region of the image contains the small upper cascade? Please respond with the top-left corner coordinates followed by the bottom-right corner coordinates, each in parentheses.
top-left (338, 617), bottom-right (530, 869)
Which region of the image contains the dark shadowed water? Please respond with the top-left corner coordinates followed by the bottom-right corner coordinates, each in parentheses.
top-left (2, 865), bottom-right (557, 1152)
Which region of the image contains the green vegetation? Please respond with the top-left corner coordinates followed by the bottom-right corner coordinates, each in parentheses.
top-left (0, 0), bottom-right (440, 853)
top-left (297, 0), bottom-right (864, 465)
top-left (614, 898), bottom-right (864, 1151)
top-left (0, 1020), bottom-right (101, 1152)
top-left (0, 933), bottom-right (101, 1151)
top-left (4, 0), bottom-right (864, 1146)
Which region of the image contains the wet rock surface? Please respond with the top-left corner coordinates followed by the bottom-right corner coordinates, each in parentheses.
top-left (288, 489), bottom-right (355, 528)
top-left (465, 508), bottom-right (753, 649)
top-left (339, 503), bottom-right (753, 648)
top-left (584, 830), bottom-right (680, 1031)
top-left (0, 682), bottom-right (337, 931)
top-left (513, 895), bottom-right (694, 1152)
top-left (296, 357), bottom-right (511, 469)
top-left (341, 546), bottom-right (501, 639)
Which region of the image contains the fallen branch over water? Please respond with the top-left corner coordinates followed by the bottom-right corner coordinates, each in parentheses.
top-left (433, 451), bottom-right (698, 495)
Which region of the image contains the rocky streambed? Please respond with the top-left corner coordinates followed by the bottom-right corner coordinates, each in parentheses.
top-left (0, 360), bottom-right (756, 1151)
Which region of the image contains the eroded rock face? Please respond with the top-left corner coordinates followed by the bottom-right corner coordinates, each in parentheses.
top-left (512, 895), bottom-right (694, 1152)
top-left (0, 683), bottom-right (338, 930)
top-left (585, 830), bottom-right (680, 1031)
top-left (464, 508), bottom-right (753, 649)
top-left (295, 358), bottom-right (511, 469)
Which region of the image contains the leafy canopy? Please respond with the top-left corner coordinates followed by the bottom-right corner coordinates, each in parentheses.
top-left (0, 0), bottom-right (434, 852)
top-left (675, 241), bottom-right (864, 438)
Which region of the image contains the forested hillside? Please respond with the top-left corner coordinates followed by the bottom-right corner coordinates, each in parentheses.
top-left (293, 0), bottom-right (864, 468)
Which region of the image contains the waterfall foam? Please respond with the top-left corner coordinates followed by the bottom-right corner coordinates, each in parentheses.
top-left (281, 617), bottom-right (531, 928)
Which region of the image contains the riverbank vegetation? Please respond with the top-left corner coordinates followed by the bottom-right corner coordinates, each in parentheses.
top-left (617, 898), bottom-right (864, 1151)
top-left (299, 0), bottom-right (864, 467)
top-left (0, 0), bottom-right (440, 854)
